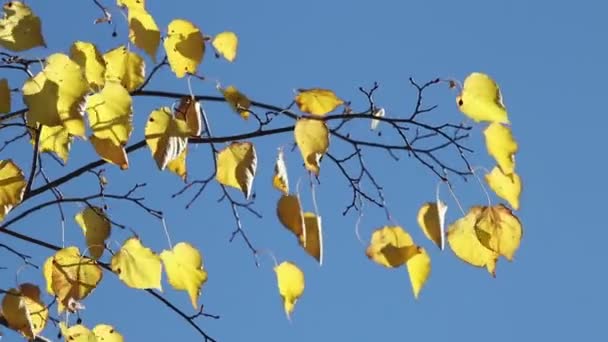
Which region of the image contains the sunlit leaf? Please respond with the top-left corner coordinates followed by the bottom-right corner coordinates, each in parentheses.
top-left (116, 0), bottom-right (145, 10)
top-left (0, 159), bottom-right (26, 221)
top-left (301, 212), bottom-right (323, 265)
top-left (406, 247), bottom-right (431, 299)
top-left (164, 19), bottom-right (205, 78)
top-left (110, 237), bottom-right (162, 290)
top-left (456, 72), bottom-right (509, 124)
top-left (1, 283), bottom-right (48, 339)
top-left (22, 53), bottom-right (88, 137)
top-left (70, 41), bottom-right (106, 90)
top-left (92, 324), bottom-right (124, 342)
top-left (166, 147), bottom-right (188, 181)
top-left (276, 194), bottom-right (304, 238)
top-left (366, 226), bottom-right (419, 268)
top-left (486, 166), bottom-right (521, 210)
top-left (145, 107), bottom-right (189, 175)
top-left (31, 123), bottom-right (72, 163)
top-left (75, 206), bottom-right (111, 260)
top-left (274, 261), bottom-right (305, 318)
top-left (294, 118), bottom-right (329, 175)
top-left (90, 136), bottom-right (129, 170)
top-left (0, 78), bottom-right (10, 113)
top-left (273, 148), bottom-right (289, 195)
top-left (59, 323), bottom-right (95, 342)
top-left (212, 31), bottom-right (238, 62)
top-left (160, 242), bottom-right (208, 309)
top-left (484, 122), bottom-right (518, 175)
top-left (174, 96), bottom-right (203, 137)
top-left (87, 81), bottom-right (133, 145)
top-left (103, 45), bottom-right (146, 92)
top-left (219, 85), bottom-right (251, 119)
top-left (216, 142), bottom-right (257, 199)
top-left (475, 204), bottom-right (523, 261)
top-left (417, 201), bottom-right (447, 250)
top-left (295, 88), bottom-right (343, 116)
top-left (0, 1), bottom-right (45, 51)
top-left (128, 8), bottom-right (160, 61)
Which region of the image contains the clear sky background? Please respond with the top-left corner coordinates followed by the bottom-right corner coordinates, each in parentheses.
top-left (2, 0), bottom-right (607, 341)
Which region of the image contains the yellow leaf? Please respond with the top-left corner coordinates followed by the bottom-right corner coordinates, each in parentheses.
top-left (42, 257), bottom-right (54, 295)
top-left (486, 166), bottom-right (521, 210)
top-left (366, 226), bottom-right (419, 268)
top-left (0, 159), bottom-right (26, 221)
top-left (294, 118), bottom-right (330, 175)
top-left (145, 107), bottom-right (189, 174)
top-left (103, 45), bottom-right (146, 92)
top-left (87, 81), bottom-right (133, 145)
top-left (276, 194), bottom-right (304, 238)
top-left (417, 201), bottom-right (448, 250)
top-left (447, 207), bottom-right (498, 277)
top-left (0, 78), bottom-right (10, 113)
top-left (70, 41), bottom-right (106, 90)
top-left (456, 72), bottom-right (509, 124)
top-left (484, 122), bottom-right (518, 175)
top-left (163, 19), bottom-right (205, 78)
top-left (33, 123), bottom-right (72, 163)
top-left (301, 212), bottom-right (323, 265)
top-left (295, 88), bottom-right (343, 116)
top-left (75, 206), bottom-right (111, 260)
top-left (215, 142), bottom-right (257, 199)
top-left (474, 205), bottom-right (523, 261)
top-left (274, 261), bottom-right (304, 318)
top-left (1, 283), bottom-right (48, 339)
top-left (90, 136), bottom-right (129, 170)
top-left (110, 237), bottom-right (162, 290)
top-left (0, 1), bottom-right (45, 51)
top-left (116, 0), bottom-right (145, 10)
top-left (406, 247), bottom-right (431, 299)
top-left (128, 9), bottom-right (160, 61)
top-left (92, 324), bottom-right (124, 342)
top-left (166, 147), bottom-right (188, 181)
top-left (273, 148), bottom-right (289, 195)
top-left (220, 85), bottom-right (251, 119)
top-left (22, 53), bottom-right (88, 137)
top-left (174, 96), bottom-right (203, 137)
top-left (160, 242), bottom-right (208, 309)
top-left (48, 246), bottom-right (103, 312)
top-left (212, 31), bottom-right (238, 62)
top-left (59, 323), bottom-right (95, 342)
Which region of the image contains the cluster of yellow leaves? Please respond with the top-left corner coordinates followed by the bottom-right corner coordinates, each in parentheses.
top-left (0, 1), bottom-right (45, 51)
top-left (59, 322), bottom-right (124, 342)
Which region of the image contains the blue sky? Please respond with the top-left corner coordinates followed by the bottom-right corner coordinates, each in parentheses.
top-left (2, 0), bottom-right (607, 341)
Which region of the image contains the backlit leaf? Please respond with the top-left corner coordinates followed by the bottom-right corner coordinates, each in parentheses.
top-left (31, 123), bottom-right (72, 163)
top-left (1, 283), bottom-right (48, 339)
top-left (274, 261), bottom-right (304, 318)
top-left (456, 72), bottom-right (509, 124)
top-left (417, 201), bottom-right (447, 250)
top-left (164, 19), bottom-right (205, 78)
top-left (145, 107), bottom-right (189, 175)
top-left (70, 41), bottom-right (106, 90)
top-left (0, 78), bottom-right (10, 113)
top-left (128, 9), bottom-right (160, 61)
top-left (276, 194), bottom-right (304, 238)
top-left (87, 81), bottom-right (133, 145)
top-left (0, 159), bottom-right (26, 221)
top-left (301, 212), bottom-right (323, 265)
top-left (406, 247), bottom-right (431, 299)
top-left (219, 85), bottom-right (251, 119)
top-left (212, 31), bottom-right (238, 62)
top-left (486, 166), bottom-right (521, 210)
top-left (366, 226), bottom-right (419, 268)
top-left (59, 323), bottom-right (95, 342)
top-left (273, 148), bottom-right (289, 195)
top-left (484, 122), bottom-right (518, 175)
top-left (216, 142), bottom-right (257, 199)
top-left (22, 53), bottom-right (88, 137)
top-left (110, 237), bottom-right (162, 290)
top-left (90, 136), bottom-right (129, 170)
top-left (0, 1), bottom-right (45, 51)
top-left (474, 205), bottom-right (523, 261)
top-left (295, 88), bottom-right (343, 116)
top-left (294, 118), bottom-right (330, 175)
top-left (160, 242), bottom-right (208, 309)
top-left (92, 324), bottom-right (124, 342)
top-left (103, 45), bottom-right (146, 92)
top-left (75, 206), bottom-right (111, 260)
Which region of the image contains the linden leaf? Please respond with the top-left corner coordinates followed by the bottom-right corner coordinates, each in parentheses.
top-left (371, 107), bottom-right (385, 130)
top-left (406, 247), bottom-right (431, 299)
top-left (90, 136), bottom-right (129, 170)
top-left (273, 148), bottom-right (289, 195)
top-left (277, 194), bottom-right (305, 238)
top-left (486, 166), bottom-right (522, 210)
top-left (160, 242), bottom-right (208, 309)
top-left (174, 96), bottom-right (203, 137)
top-left (110, 237), bottom-right (162, 290)
top-left (484, 122), bottom-right (518, 175)
top-left (22, 53), bottom-right (88, 137)
top-left (456, 72), bottom-right (509, 124)
top-left (274, 261), bottom-right (304, 318)
top-left (92, 324), bottom-right (124, 342)
top-left (0, 1), bottom-right (45, 51)
top-left (128, 9), bottom-right (160, 61)
top-left (87, 81), bottom-right (133, 145)
top-left (1, 283), bottom-right (48, 339)
top-left (49, 246), bottom-right (103, 312)
top-left (103, 45), bottom-right (146, 92)
top-left (42, 257), bottom-right (54, 295)
top-left (474, 205), bottom-right (523, 261)
top-left (294, 118), bottom-right (330, 175)
top-left (116, 0), bottom-right (145, 10)
top-left (0, 78), bottom-right (10, 113)
top-left (417, 201), bottom-right (448, 250)
top-left (70, 41), bottom-right (106, 90)
top-left (447, 207), bottom-right (499, 277)
top-left (164, 19), bottom-right (205, 78)
top-left (215, 142), bottom-right (257, 199)
top-left (295, 88), bottom-right (343, 116)
top-left (366, 226), bottom-right (419, 268)
top-left (301, 212), bottom-right (323, 265)
top-left (75, 206), bottom-right (111, 260)
top-left (31, 124), bottom-right (72, 163)
top-left (0, 159), bottom-right (26, 221)
top-left (59, 323), bottom-right (95, 342)
top-left (219, 85), bottom-right (251, 119)
top-left (212, 31), bottom-right (238, 62)
top-left (166, 147), bottom-right (188, 181)
top-left (145, 107), bottom-right (189, 174)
